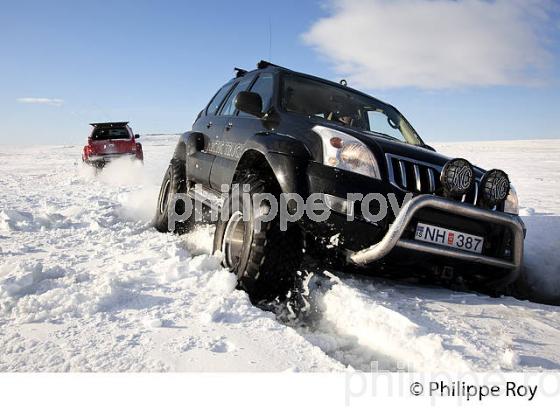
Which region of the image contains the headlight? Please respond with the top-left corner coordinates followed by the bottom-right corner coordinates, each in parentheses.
top-left (312, 125), bottom-right (381, 179)
top-left (504, 185), bottom-right (519, 215)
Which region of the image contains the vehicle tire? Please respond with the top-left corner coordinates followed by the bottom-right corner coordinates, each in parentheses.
top-left (213, 174), bottom-right (304, 302)
top-left (153, 158), bottom-right (194, 234)
top-left (478, 268), bottom-right (520, 297)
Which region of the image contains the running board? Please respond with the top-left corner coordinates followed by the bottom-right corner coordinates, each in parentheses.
top-left (187, 184), bottom-right (226, 211)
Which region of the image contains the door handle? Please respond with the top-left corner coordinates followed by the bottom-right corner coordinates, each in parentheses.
top-left (225, 122), bottom-right (233, 130)
top-left (206, 121), bottom-right (212, 128)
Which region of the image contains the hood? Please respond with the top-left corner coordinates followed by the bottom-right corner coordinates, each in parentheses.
top-left (284, 115), bottom-right (486, 180)
top-left (326, 123), bottom-right (486, 179)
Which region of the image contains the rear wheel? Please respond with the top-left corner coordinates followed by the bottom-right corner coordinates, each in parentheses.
top-left (213, 174), bottom-right (304, 302)
top-left (153, 159), bottom-right (194, 234)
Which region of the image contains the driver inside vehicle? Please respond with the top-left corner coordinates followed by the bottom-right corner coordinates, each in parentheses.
top-left (327, 111), bottom-right (355, 126)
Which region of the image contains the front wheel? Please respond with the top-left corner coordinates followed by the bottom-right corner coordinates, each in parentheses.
top-left (213, 174), bottom-right (304, 302)
top-left (153, 159), bottom-right (194, 234)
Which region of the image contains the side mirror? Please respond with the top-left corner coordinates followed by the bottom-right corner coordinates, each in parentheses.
top-left (134, 134), bottom-right (140, 139)
top-left (235, 91), bottom-right (263, 118)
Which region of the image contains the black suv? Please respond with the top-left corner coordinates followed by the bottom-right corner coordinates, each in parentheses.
top-left (154, 61), bottom-right (525, 299)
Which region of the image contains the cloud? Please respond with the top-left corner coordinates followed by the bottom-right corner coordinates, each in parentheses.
top-left (303, 0), bottom-right (556, 89)
top-left (17, 97), bottom-right (64, 107)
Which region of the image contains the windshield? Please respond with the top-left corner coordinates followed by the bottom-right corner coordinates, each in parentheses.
top-left (91, 127), bottom-right (131, 140)
top-left (281, 75), bottom-right (422, 145)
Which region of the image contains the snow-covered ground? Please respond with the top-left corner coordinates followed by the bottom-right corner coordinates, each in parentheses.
top-left (1, 137), bottom-right (559, 372)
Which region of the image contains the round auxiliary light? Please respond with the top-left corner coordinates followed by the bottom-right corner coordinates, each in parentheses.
top-left (480, 169), bottom-right (510, 208)
top-left (440, 158), bottom-right (475, 198)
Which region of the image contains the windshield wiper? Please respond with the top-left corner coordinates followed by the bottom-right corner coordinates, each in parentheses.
top-left (364, 130), bottom-right (401, 142)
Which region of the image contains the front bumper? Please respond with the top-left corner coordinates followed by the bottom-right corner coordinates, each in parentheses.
top-left (347, 194), bottom-right (525, 274)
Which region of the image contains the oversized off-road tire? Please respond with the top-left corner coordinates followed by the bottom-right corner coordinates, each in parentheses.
top-left (476, 268), bottom-right (520, 297)
top-left (213, 174), bottom-right (304, 302)
top-left (153, 158), bottom-right (194, 234)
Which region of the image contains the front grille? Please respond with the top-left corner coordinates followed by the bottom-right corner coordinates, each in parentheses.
top-left (386, 154), bottom-right (479, 205)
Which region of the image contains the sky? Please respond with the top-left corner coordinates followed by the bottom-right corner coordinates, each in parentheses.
top-left (0, 0), bottom-right (559, 145)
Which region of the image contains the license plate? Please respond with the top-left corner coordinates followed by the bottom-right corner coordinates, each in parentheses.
top-left (414, 223), bottom-right (484, 254)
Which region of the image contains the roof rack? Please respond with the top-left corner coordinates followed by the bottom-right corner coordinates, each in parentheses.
top-left (89, 122), bottom-right (129, 128)
top-left (234, 67), bottom-right (247, 78)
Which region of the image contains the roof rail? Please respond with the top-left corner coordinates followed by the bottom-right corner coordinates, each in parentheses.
top-left (234, 67), bottom-right (247, 78)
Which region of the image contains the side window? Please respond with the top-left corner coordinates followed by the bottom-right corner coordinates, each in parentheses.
top-left (239, 73), bottom-right (274, 117)
top-left (219, 76), bottom-right (254, 116)
top-left (206, 82), bottom-right (234, 115)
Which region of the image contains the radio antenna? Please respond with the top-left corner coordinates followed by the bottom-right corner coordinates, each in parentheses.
top-left (268, 17), bottom-right (272, 61)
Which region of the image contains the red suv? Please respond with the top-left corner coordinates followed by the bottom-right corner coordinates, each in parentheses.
top-left (82, 122), bottom-right (143, 167)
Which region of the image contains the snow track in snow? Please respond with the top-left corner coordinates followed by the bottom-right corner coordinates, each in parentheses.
top-left (293, 273), bottom-right (472, 371)
top-left (292, 272), bottom-right (560, 372)
top-left (1, 138), bottom-right (559, 371)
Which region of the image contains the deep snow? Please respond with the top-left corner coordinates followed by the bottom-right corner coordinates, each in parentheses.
top-left (0, 137), bottom-right (559, 371)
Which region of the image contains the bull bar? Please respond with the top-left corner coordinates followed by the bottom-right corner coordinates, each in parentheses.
top-left (347, 194), bottom-right (525, 275)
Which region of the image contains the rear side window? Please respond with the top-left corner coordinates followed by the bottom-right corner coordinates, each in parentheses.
top-left (219, 76), bottom-right (254, 116)
top-left (206, 82), bottom-right (234, 115)
top-left (239, 73), bottom-right (274, 117)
